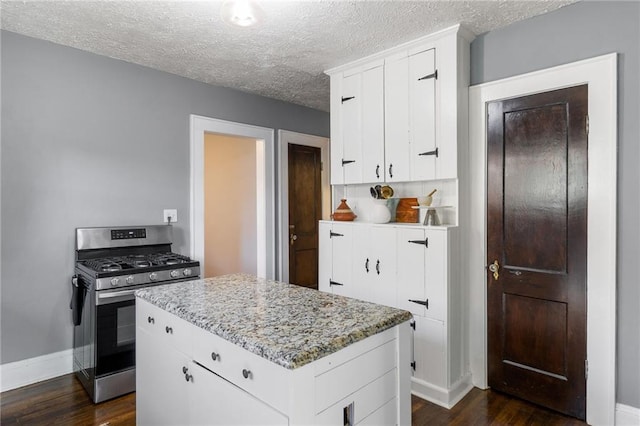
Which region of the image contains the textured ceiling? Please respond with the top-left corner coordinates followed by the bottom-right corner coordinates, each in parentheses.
top-left (0, 0), bottom-right (578, 111)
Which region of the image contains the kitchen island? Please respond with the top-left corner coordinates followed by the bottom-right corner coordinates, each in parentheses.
top-left (135, 273), bottom-right (413, 426)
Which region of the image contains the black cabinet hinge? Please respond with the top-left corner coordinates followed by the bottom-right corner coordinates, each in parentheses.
top-left (342, 159), bottom-right (355, 166)
top-left (418, 148), bottom-right (439, 157)
top-left (330, 231), bottom-right (343, 238)
top-left (410, 361), bottom-right (416, 371)
top-left (408, 239), bottom-right (428, 247)
top-left (417, 70), bottom-right (438, 81)
top-left (329, 280), bottom-right (344, 287)
top-left (341, 96), bottom-right (355, 103)
top-left (409, 299), bottom-right (429, 309)
top-left (410, 320), bottom-right (416, 330)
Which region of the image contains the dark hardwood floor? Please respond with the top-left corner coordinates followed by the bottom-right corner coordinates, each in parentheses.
top-left (1, 374), bottom-right (587, 425)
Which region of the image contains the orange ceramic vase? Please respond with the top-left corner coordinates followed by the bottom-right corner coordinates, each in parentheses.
top-left (332, 199), bottom-right (357, 221)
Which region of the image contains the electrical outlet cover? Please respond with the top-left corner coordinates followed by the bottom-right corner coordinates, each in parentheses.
top-left (163, 209), bottom-right (178, 223)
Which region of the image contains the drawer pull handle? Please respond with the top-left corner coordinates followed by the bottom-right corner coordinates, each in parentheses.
top-left (147, 316), bottom-right (154, 324)
top-left (165, 326), bottom-right (173, 334)
top-left (211, 352), bottom-right (219, 361)
top-left (375, 165), bottom-right (380, 179)
top-left (242, 369), bottom-right (251, 379)
top-left (182, 366), bottom-right (188, 374)
top-left (184, 373), bottom-right (193, 382)
top-left (388, 164), bottom-right (393, 179)
top-left (365, 258), bottom-right (369, 273)
top-left (409, 299), bottom-right (429, 308)
top-left (375, 260), bottom-right (380, 275)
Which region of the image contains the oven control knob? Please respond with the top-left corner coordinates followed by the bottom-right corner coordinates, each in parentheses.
top-left (183, 268), bottom-right (193, 277)
top-left (110, 277), bottom-right (120, 287)
top-left (126, 275), bottom-right (134, 285)
top-left (170, 270), bottom-right (180, 278)
top-left (149, 272), bottom-right (158, 281)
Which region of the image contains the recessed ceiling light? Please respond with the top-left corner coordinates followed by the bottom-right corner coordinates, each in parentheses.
top-left (221, 0), bottom-right (264, 28)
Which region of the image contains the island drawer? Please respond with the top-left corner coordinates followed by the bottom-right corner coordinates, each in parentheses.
top-left (137, 299), bottom-right (192, 354)
top-left (315, 368), bottom-right (397, 425)
top-left (314, 338), bottom-right (397, 413)
top-left (192, 325), bottom-right (290, 414)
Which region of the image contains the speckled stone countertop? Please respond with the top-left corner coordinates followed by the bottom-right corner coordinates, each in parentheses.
top-left (136, 273), bottom-right (412, 370)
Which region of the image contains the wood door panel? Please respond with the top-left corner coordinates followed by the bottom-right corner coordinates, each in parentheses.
top-left (487, 85), bottom-right (587, 420)
top-left (288, 144), bottom-right (322, 289)
top-left (503, 293), bottom-right (567, 377)
top-left (504, 105), bottom-right (568, 273)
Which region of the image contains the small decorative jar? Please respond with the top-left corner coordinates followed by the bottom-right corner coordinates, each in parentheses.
top-left (332, 199), bottom-right (356, 221)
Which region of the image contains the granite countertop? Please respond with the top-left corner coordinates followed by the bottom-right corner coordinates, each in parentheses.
top-left (136, 273), bottom-right (412, 370)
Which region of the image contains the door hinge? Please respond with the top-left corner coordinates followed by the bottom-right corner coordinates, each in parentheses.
top-left (417, 70), bottom-right (438, 81)
top-left (585, 359), bottom-right (588, 380)
top-left (410, 320), bottom-right (416, 330)
top-left (342, 159), bottom-right (356, 166)
top-left (410, 361), bottom-right (416, 371)
top-left (586, 115), bottom-right (589, 135)
top-left (329, 280), bottom-right (344, 287)
top-left (341, 96), bottom-right (355, 103)
top-left (408, 239), bottom-right (428, 247)
top-left (330, 231), bottom-right (344, 238)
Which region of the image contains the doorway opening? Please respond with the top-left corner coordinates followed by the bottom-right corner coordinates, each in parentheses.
top-left (190, 115), bottom-right (275, 279)
top-left (204, 133), bottom-right (259, 277)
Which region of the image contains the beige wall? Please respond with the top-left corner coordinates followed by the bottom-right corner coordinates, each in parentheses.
top-left (204, 133), bottom-right (257, 277)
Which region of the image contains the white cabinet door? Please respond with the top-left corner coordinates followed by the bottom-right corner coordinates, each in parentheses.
top-left (318, 221), bottom-right (332, 294)
top-left (341, 72), bottom-right (363, 184)
top-left (137, 328), bottom-right (190, 426)
top-left (413, 316), bottom-right (446, 388)
top-left (396, 228), bottom-right (427, 316)
top-left (369, 226), bottom-right (397, 307)
top-left (329, 73), bottom-right (344, 185)
top-left (384, 56), bottom-right (410, 183)
top-left (361, 65), bottom-right (385, 184)
top-left (409, 49), bottom-right (437, 181)
top-left (329, 223), bottom-right (353, 297)
top-left (189, 361), bottom-right (288, 426)
top-left (396, 228), bottom-right (446, 321)
top-left (352, 225), bottom-right (396, 306)
top-left (424, 229), bottom-right (446, 321)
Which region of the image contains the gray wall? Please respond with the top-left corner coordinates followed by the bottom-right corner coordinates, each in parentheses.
top-left (471, 1), bottom-right (639, 407)
top-left (0, 31), bottom-right (329, 364)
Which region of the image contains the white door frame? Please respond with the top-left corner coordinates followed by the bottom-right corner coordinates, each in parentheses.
top-left (190, 115), bottom-right (276, 279)
top-left (277, 130), bottom-right (330, 283)
top-left (468, 53), bottom-right (617, 425)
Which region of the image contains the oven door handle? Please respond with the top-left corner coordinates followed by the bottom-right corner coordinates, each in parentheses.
top-left (96, 289), bottom-right (137, 305)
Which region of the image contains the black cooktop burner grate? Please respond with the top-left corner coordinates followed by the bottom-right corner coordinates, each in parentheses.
top-left (81, 252), bottom-right (195, 273)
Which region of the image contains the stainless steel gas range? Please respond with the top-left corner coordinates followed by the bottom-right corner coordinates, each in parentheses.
top-left (70, 225), bottom-right (200, 403)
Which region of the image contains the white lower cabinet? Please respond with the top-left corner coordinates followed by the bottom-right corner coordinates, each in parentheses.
top-left (319, 221), bottom-right (468, 408)
top-left (189, 361), bottom-right (287, 425)
top-left (137, 299), bottom-right (411, 425)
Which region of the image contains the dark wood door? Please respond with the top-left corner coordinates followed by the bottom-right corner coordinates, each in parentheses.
top-left (487, 85), bottom-right (588, 419)
top-left (288, 144), bottom-right (322, 289)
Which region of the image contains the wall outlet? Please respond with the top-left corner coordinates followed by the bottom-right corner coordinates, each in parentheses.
top-left (163, 209), bottom-right (178, 224)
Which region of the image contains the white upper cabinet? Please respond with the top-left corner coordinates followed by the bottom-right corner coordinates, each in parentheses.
top-left (409, 49), bottom-right (437, 181)
top-left (327, 24), bottom-right (471, 184)
top-left (330, 63), bottom-right (384, 185)
top-left (384, 55), bottom-right (410, 183)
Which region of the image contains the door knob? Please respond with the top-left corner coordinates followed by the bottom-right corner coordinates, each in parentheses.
top-left (290, 234), bottom-right (297, 245)
top-left (489, 260), bottom-right (500, 280)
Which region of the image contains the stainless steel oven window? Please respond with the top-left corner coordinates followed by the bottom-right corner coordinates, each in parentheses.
top-left (116, 304), bottom-right (135, 346)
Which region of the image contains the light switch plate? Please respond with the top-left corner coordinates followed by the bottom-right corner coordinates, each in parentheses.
top-left (163, 209), bottom-right (178, 224)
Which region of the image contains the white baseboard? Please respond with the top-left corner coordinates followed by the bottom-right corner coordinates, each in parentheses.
top-left (617, 403), bottom-right (640, 426)
top-left (411, 373), bottom-right (473, 409)
top-left (0, 349), bottom-right (74, 392)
